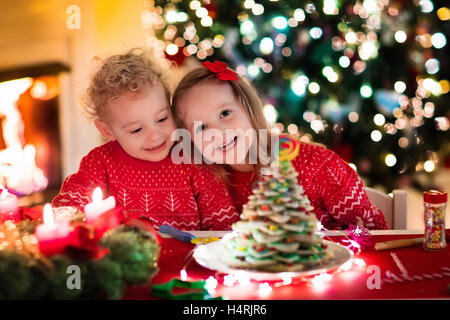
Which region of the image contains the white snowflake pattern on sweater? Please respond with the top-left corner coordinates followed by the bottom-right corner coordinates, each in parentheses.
top-left (52, 141), bottom-right (240, 230)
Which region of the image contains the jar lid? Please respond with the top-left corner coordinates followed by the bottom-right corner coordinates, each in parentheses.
top-left (423, 190), bottom-right (447, 204)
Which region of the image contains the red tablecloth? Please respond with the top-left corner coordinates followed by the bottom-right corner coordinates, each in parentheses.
top-left (123, 234), bottom-right (450, 300)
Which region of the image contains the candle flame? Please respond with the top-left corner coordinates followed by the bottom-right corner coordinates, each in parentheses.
top-left (92, 187), bottom-right (103, 203)
top-left (43, 203), bottom-right (55, 227)
top-left (0, 188), bottom-right (8, 200)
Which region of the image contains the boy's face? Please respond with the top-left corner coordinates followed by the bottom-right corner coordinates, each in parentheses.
top-left (95, 82), bottom-right (176, 162)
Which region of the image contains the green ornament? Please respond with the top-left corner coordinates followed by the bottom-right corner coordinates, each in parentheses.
top-left (152, 278), bottom-right (223, 300)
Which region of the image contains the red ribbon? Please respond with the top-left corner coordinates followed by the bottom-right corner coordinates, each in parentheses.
top-left (202, 61), bottom-right (239, 81)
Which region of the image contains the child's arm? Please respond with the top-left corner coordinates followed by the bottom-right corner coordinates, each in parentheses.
top-left (52, 148), bottom-right (107, 210)
top-left (317, 150), bottom-right (389, 230)
top-left (191, 167), bottom-right (240, 230)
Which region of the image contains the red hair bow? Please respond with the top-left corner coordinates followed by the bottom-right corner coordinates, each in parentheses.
top-left (202, 61), bottom-right (239, 81)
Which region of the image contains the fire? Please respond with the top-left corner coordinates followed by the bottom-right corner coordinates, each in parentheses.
top-left (0, 78), bottom-right (48, 195)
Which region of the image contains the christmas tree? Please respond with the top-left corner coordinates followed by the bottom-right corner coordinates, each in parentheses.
top-left (224, 135), bottom-right (332, 272)
top-left (144, 0), bottom-right (450, 192)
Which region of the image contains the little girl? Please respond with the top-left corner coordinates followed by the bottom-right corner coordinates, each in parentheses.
top-left (52, 51), bottom-right (239, 230)
top-left (172, 61), bottom-right (388, 230)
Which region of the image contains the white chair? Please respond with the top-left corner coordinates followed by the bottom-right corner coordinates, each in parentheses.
top-left (365, 187), bottom-right (407, 229)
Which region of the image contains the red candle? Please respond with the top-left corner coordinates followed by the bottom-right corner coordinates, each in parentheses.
top-left (0, 189), bottom-right (20, 222)
top-left (35, 203), bottom-right (71, 256)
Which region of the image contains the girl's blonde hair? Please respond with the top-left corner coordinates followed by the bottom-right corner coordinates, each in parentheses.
top-left (172, 64), bottom-right (272, 183)
top-left (83, 48), bottom-right (173, 120)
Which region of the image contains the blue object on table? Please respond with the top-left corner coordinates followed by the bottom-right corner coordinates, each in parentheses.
top-left (159, 225), bottom-right (195, 243)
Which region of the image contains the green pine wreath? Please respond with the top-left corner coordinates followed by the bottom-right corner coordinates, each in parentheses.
top-left (0, 220), bottom-right (160, 300)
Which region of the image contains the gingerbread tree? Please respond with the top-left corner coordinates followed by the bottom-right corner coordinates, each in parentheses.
top-left (225, 135), bottom-right (332, 272)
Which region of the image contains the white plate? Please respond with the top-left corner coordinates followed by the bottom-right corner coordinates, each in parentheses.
top-left (193, 239), bottom-right (353, 281)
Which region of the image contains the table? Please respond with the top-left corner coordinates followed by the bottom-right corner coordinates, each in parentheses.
top-left (123, 230), bottom-right (450, 300)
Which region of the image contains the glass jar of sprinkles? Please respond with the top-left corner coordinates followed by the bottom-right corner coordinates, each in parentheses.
top-left (423, 190), bottom-right (447, 251)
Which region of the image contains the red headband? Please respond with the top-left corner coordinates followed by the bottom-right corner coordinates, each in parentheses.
top-left (202, 61), bottom-right (239, 81)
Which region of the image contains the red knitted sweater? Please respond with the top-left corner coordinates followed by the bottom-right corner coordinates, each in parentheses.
top-left (52, 141), bottom-right (240, 230)
top-left (228, 142), bottom-right (389, 230)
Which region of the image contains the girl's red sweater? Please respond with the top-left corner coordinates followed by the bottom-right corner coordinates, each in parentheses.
top-left (228, 142), bottom-right (389, 230)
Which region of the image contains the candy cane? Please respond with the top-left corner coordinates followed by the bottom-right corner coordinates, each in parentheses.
top-left (382, 266), bottom-right (450, 285)
top-left (390, 252), bottom-right (409, 277)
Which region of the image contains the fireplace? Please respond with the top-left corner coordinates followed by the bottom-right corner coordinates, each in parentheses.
top-left (0, 62), bottom-right (70, 206)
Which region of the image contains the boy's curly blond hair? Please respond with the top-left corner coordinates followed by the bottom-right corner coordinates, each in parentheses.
top-left (83, 48), bottom-right (173, 119)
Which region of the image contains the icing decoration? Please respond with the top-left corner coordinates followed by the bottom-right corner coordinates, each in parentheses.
top-left (277, 134), bottom-right (300, 162)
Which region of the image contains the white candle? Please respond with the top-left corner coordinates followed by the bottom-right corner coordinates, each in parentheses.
top-left (35, 204), bottom-right (71, 241)
top-left (0, 188), bottom-right (19, 221)
top-left (84, 187), bottom-right (116, 224)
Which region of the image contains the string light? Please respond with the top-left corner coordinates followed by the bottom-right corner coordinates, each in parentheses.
top-left (360, 84), bottom-right (373, 98)
top-left (322, 66), bottom-right (339, 83)
top-left (272, 16), bottom-right (288, 30)
top-left (310, 120), bottom-right (325, 133)
top-left (424, 160), bottom-right (436, 172)
top-left (294, 8), bottom-right (305, 21)
top-left (339, 56), bottom-right (350, 68)
top-left (180, 269), bottom-right (188, 281)
top-left (431, 32), bottom-right (447, 49)
top-left (263, 103), bottom-right (278, 126)
top-left (247, 63), bottom-right (260, 78)
top-left (345, 31), bottom-right (357, 44)
top-left (291, 74), bottom-right (309, 96)
top-left (195, 7), bottom-right (208, 18)
top-left (235, 271), bottom-right (250, 286)
top-left (323, 0), bottom-right (339, 15)
top-left (348, 112), bottom-right (359, 123)
top-left (398, 137), bottom-right (409, 148)
top-left (165, 10), bottom-right (178, 23)
top-left (189, 0), bottom-right (201, 10)
top-left (165, 43), bottom-right (178, 55)
top-left (309, 27), bottom-right (323, 39)
top-left (425, 58), bottom-right (440, 74)
top-left (259, 37), bottom-right (274, 55)
top-left (205, 276), bottom-right (218, 294)
top-left (385, 154), bottom-right (397, 167)
top-left (437, 7), bottom-right (450, 21)
top-left (370, 130), bottom-right (382, 142)
top-left (394, 81), bottom-right (406, 93)
top-left (373, 114), bottom-right (385, 126)
top-left (419, 0), bottom-right (434, 13)
top-left (435, 117), bottom-right (449, 131)
top-left (252, 3), bottom-right (264, 15)
top-left (201, 16), bottom-right (213, 27)
top-left (223, 274), bottom-right (236, 287)
top-left (311, 273), bottom-right (332, 291)
top-left (258, 283), bottom-right (272, 297)
top-left (308, 82), bottom-right (320, 94)
top-left (394, 30), bottom-right (407, 43)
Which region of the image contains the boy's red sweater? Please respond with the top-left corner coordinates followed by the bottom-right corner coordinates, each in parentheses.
top-left (52, 141), bottom-right (240, 230)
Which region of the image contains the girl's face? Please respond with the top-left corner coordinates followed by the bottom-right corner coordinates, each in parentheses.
top-left (177, 81), bottom-right (254, 166)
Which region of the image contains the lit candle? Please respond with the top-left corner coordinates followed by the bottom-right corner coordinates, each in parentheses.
top-left (84, 187), bottom-right (116, 224)
top-left (35, 203), bottom-right (71, 256)
top-left (0, 188), bottom-right (20, 222)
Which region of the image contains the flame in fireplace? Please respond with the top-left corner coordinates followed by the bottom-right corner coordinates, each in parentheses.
top-left (0, 78), bottom-right (48, 195)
